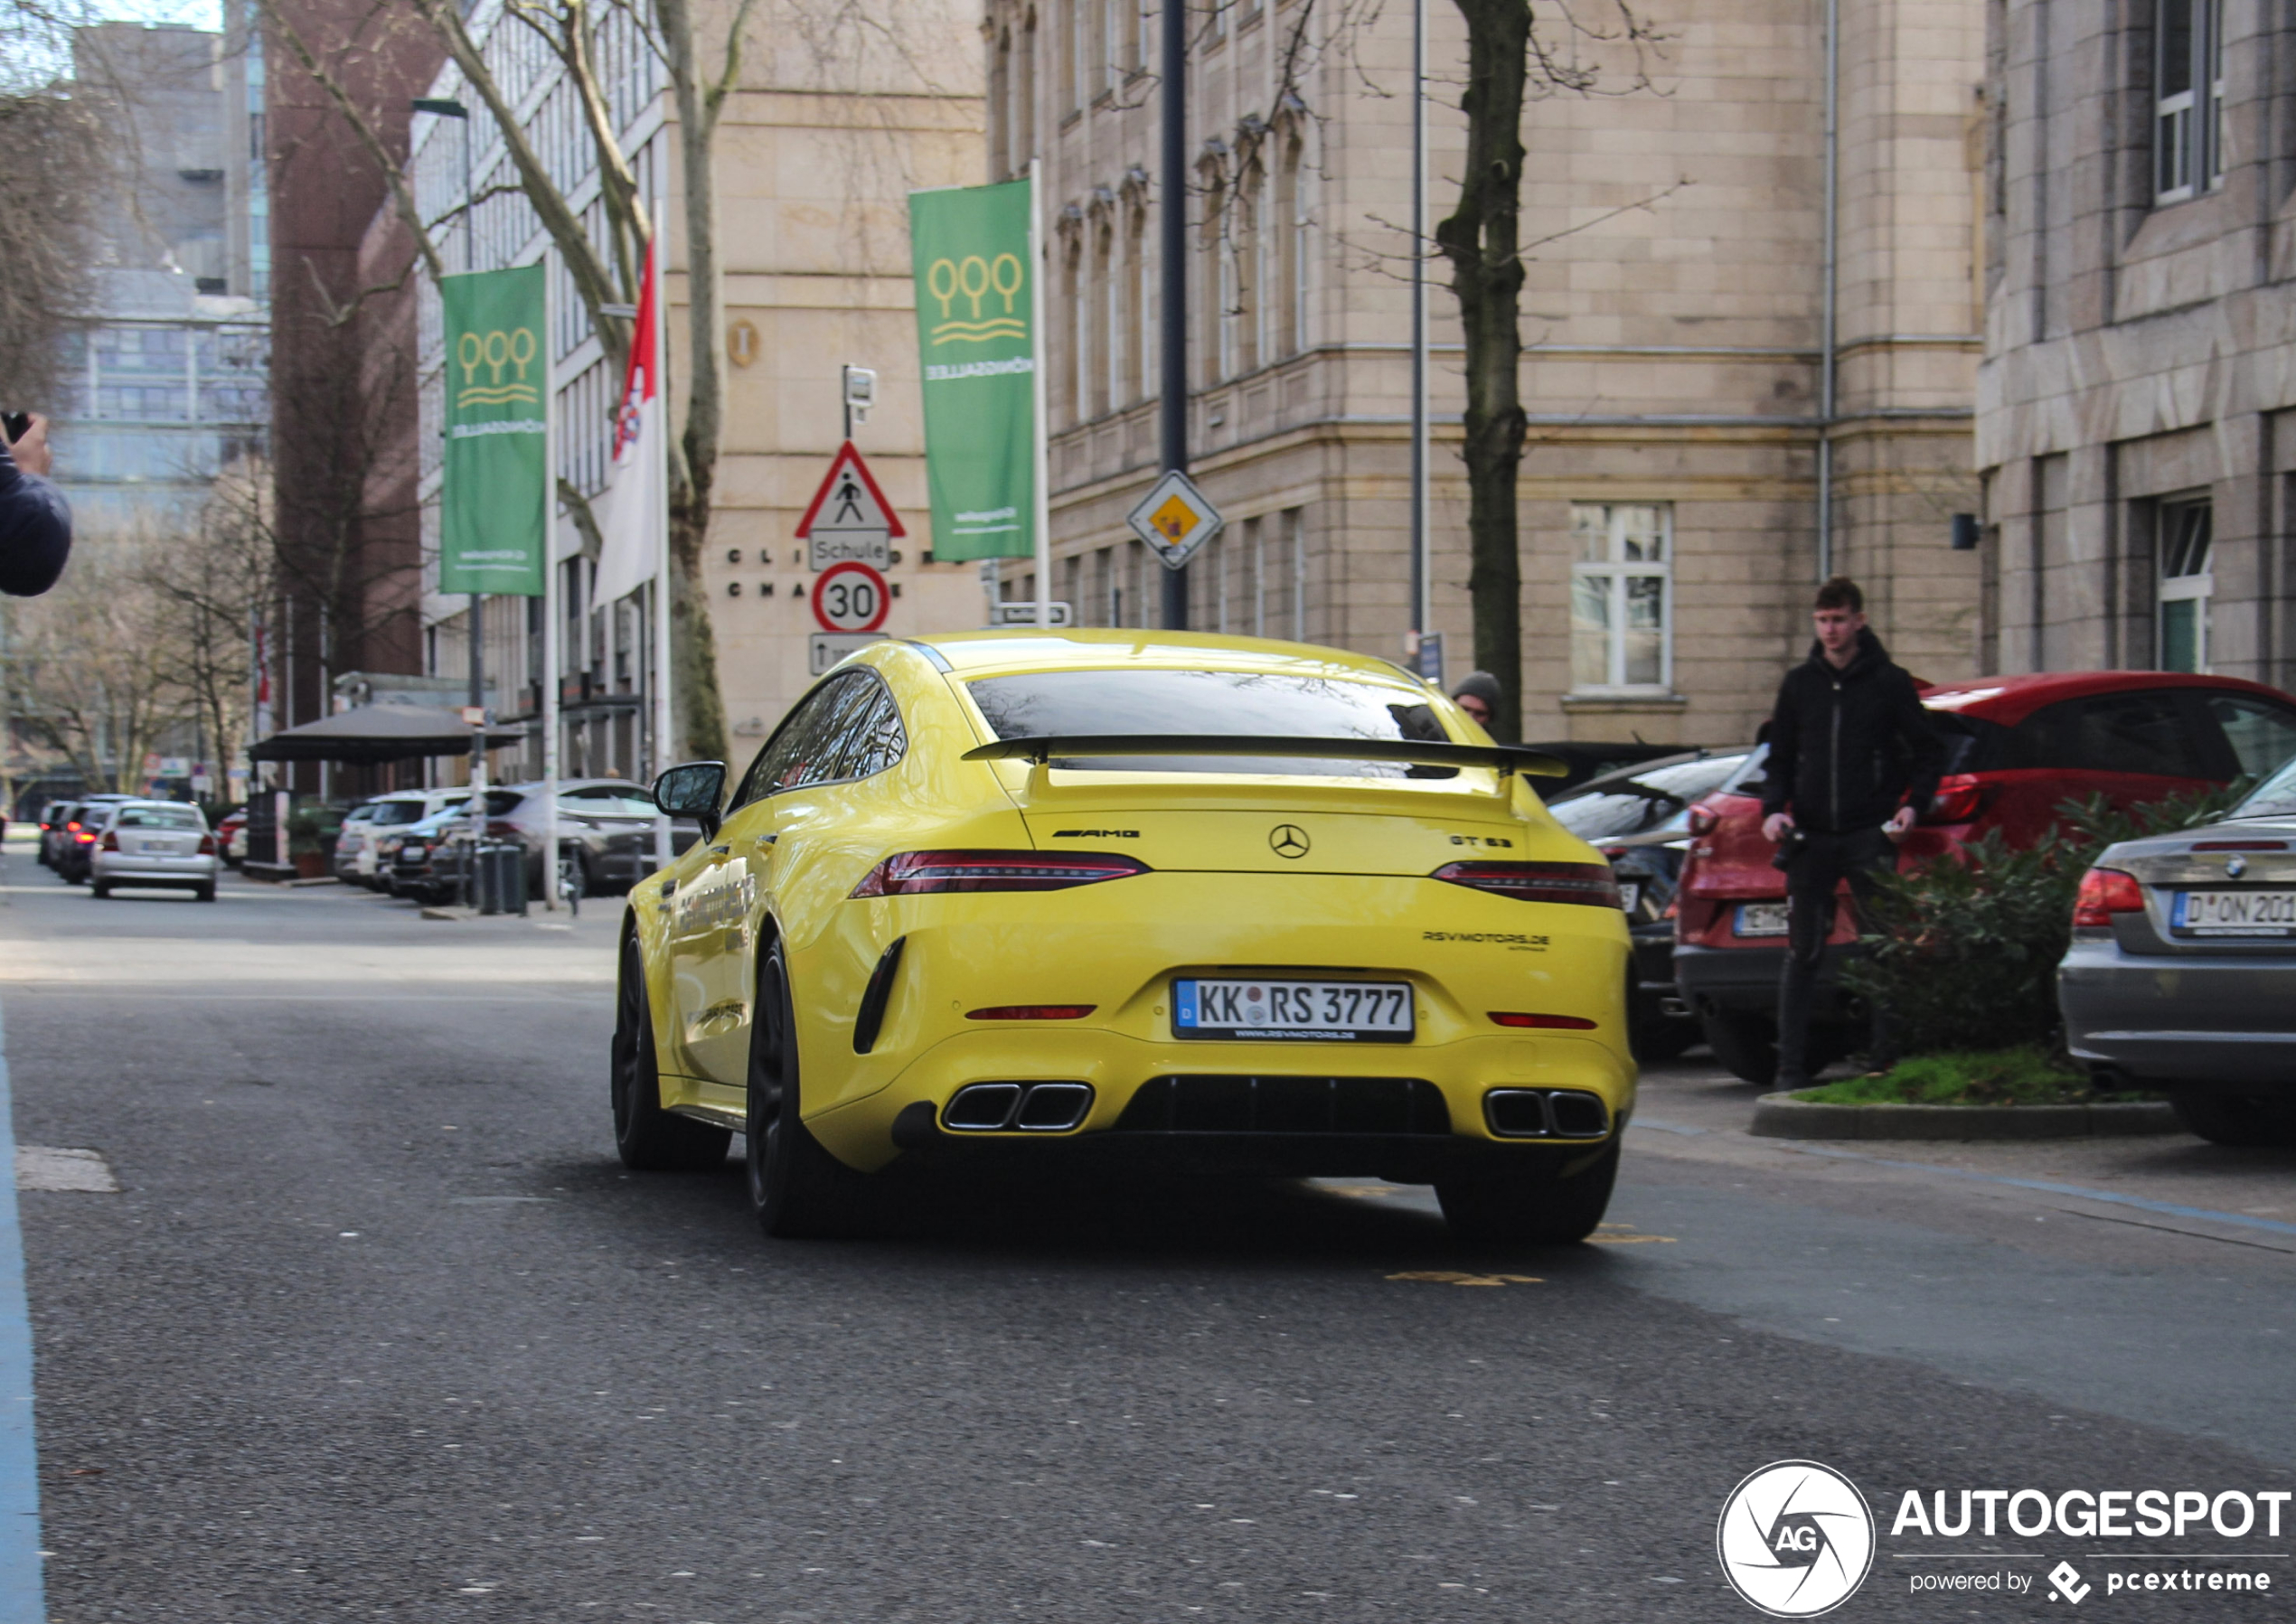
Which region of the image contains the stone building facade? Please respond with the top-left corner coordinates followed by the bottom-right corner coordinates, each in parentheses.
top-left (994, 0), bottom-right (1988, 744)
top-left (1976, 0), bottom-right (2296, 690)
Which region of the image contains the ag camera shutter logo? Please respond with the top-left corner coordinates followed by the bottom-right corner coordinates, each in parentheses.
top-left (1717, 1460), bottom-right (1877, 1617)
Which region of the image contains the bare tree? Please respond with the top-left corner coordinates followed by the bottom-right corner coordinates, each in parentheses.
top-left (1435, 0), bottom-right (1662, 740)
top-left (144, 456), bottom-right (279, 784)
top-left (0, 89), bottom-right (103, 411)
top-left (261, 0), bottom-right (759, 762)
top-left (8, 538), bottom-right (189, 792)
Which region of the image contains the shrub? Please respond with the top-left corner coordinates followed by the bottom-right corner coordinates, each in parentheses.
top-left (1841, 783), bottom-right (2250, 1057)
top-left (1791, 1047), bottom-right (2094, 1106)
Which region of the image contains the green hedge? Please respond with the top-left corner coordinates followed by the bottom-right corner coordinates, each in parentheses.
top-left (1841, 784), bottom-right (2248, 1057)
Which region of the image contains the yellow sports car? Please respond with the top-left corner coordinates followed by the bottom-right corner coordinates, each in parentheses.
top-left (612, 631), bottom-right (1634, 1242)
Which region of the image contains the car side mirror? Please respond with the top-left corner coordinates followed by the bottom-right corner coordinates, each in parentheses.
top-left (651, 761), bottom-right (727, 842)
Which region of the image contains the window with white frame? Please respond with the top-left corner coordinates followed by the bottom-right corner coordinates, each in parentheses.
top-left (1569, 503), bottom-right (1672, 691)
top-left (2155, 0), bottom-right (2225, 203)
top-left (2159, 497), bottom-right (2213, 672)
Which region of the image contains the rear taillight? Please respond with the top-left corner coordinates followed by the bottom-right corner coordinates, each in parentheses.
top-left (851, 850), bottom-right (1150, 897)
top-left (1490, 1012), bottom-right (1598, 1030)
top-left (1686, 805), bottom-right (1718, 836)
top-left (486, 820), bottom-right (521, 839)
top-left (1432, 860), bottom-right (1621, 908)
top-left (197, 834), bottom-right (217, 856)
top-left (74, 831), bottom-right (94, 845)
top-left (1922, 776), bottom-right (1991, 824)
top-left (99, 831), bottom-right (118, 851)
top-left (2072, 867), bottom-right (2145, 927)
top-left (966, 1005), bottom-right (1096, 1020)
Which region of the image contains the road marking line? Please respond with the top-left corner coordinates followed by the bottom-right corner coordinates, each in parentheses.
top-left (1632, 1115), bottom-right (2296, 1240)
top-left (1386, 1271), bottom-right (1541, 1287)
top-left (0, 1006), bottom-right (48, 1619)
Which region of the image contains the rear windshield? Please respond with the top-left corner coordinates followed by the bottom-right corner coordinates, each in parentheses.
top-left (1550, 753), bottom-right (1753, 840)
top-left (2231, 757), bottom-right (2296, 821)
top-left (115, 806), bottom-right (203, 831)
top-left (965, 669), bottom-right (1460, 777)
top-left (368, 800), bottom-right (431, 827)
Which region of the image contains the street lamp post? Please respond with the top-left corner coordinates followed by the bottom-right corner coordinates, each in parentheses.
top-left (414, 96), bottom-right (485, 904)
top-left (1158, 0), bottom-right (1189, 631)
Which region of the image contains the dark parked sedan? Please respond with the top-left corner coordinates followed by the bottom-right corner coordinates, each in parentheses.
top-left (2060, 754), bottom-right (2296, 1146)
top-left (1548, 747), bottom-right (1759, 1058)
top-left (382, 803), bottom-right (485, 904)
top-left (433, 779), bottom-right (701, 901)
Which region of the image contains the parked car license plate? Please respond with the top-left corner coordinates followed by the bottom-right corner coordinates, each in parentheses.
top-left (1172, 978), bottom-right (1414, 1042)
top-left (2171, 889), bottom-right (2296, 937)
top-left (1616, 881), bottom-right (1641, 915)
top-left (1734, 903), bottom-right (1790, 937)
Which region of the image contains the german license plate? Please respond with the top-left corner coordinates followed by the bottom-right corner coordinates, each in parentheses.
top-left (1617, 881), bottom-right (1641, 915)
top-left (1172, 978), bottom-right (1414, 1042)
top-left (1734, 902), bottom-right (1790, 937)
top-left (2172, 890), bottom-right (2296, 937)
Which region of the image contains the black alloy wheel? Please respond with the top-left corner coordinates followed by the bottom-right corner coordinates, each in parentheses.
top-left (1435, 1141), bottom-right (1622, 1245)
top-left (746, 940), bottom-right (871, 1239)
top-left (610, 935), bottom-right (730, 1171)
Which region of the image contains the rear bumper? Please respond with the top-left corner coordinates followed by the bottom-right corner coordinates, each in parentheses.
top-left (1673, 941), bottom-right (1868, 1024)
top-left (90, 854), bottom-right (216, 886)
top-left (2060, 942), bottom-right (2296, 1087)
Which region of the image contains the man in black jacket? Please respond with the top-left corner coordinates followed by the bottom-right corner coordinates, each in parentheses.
top-left (1759, 576), bottom-right (1943, 1087)
top-left (0, 414), bottom-right (71, 597)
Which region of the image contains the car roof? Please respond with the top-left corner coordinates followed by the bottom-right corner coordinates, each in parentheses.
top-left (1921, 671), bottom-right (2296, 726)
top-left (900, 630), bottom-right (1428, 686)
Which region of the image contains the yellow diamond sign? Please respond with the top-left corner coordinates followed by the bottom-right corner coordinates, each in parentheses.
top-left (1126, 469), bottom-right (1224, 568)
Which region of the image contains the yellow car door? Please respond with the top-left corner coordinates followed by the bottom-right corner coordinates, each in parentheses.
top-left (677, 671), bottom-right (888, 1089)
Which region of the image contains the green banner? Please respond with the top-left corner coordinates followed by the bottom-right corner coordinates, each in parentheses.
top-left (439, 264), bottom-right (548, 596)
top-left (908, 179), bottom-right (1035, 561)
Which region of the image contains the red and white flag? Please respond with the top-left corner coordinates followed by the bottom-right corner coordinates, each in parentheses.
top-left (590, 240), bottom-right (664, 606)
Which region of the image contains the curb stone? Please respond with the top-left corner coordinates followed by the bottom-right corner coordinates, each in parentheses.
top-left (1748, 1094), bottom-right (2181, 1141)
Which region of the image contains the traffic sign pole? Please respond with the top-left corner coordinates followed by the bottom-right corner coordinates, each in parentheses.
top-left (1158, 0), bottom-right (1189, 631)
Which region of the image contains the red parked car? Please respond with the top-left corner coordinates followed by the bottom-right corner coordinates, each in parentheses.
top-left (1672, 671), bottom-right (2296, 1084)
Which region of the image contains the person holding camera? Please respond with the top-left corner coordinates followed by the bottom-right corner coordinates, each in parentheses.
top-left (0, 413), bottom-right (71, 597)
top-left (1759, 577), bottom-right (1943, 1088)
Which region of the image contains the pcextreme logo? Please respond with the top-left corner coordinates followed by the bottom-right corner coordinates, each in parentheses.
top-left (1717, 1460), bottom-right (1877, 1618)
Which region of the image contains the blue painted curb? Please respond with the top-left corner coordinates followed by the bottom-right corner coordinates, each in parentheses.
top-left (0, 1004), bottom-right (47, 1621)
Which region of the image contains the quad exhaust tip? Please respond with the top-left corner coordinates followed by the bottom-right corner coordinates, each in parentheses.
top-left (943, 1081), bottom-right (1095, 1133)
top-left (1483, 1087), bottom-right (1611, 1141)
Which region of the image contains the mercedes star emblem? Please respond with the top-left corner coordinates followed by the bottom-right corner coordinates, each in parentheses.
top-left (1269, 824), bottom-right (1311, 859)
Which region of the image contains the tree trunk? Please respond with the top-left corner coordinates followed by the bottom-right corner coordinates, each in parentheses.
top-left (1435, 0), bottom-right (1530, 742)
top-left (659, 0), bottom-right (730, 765)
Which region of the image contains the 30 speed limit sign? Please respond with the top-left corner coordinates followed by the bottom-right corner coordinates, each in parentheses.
top-left (812, 559), bottom-right (889, 634)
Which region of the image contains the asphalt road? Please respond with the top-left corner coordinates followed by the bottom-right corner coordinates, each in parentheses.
top-left (4, 847), bottom-right (2291, 1621)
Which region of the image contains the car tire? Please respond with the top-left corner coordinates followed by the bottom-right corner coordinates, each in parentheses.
top-left (1436, 1143), bottom-right (1621, 1245)
top-left (610, 935), bottom-right (731, 1171)
top-left (2168, 1089), bottom-right (2296, 1148)
top-left (193, 882), bottom-right (216, 902)
top-left (1630, 996), bottom-right (1698, 1064)
top-left (746, 939), bottom-right (873, 1239)
top-left (89, 880), bottom-right (109, 899)
top-left (1700, 1009), bottom-right (1778, 1085)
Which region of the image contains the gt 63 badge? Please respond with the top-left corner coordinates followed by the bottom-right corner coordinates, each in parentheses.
top-left (1717, 1460), bottom-right (1876, 1617)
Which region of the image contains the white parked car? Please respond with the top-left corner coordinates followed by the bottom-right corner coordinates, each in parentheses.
top-left (89, 802), bottom-right (220, 901)
top-left (336, 790), bottom-right (470, 888)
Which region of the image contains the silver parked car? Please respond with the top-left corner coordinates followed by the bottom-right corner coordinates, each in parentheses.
top-left (2060, 756), bottom-right (2296, 1146)
top-left (89, 801), bottom-right (220, 902)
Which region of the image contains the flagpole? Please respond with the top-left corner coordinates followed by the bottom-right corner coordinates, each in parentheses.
top-left (650, 237), bottom-right (673, 868)
top-left (1028, 157), bottom-right (1052, 632)
top-left (541, 252), bottom-right (561, 911)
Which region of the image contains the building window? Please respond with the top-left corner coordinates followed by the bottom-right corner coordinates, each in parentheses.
top-left (1091, 213), bottom-right (1114, 418)
top-left (1018, 11), bottom-right (1037, 159)
top-left (1273, 133), bottom-right (1303, 358)
top-left (1122, 203), bottom-right (1147, 403)
top-left (1234, 167), bottom-right (1262, 375)
top-left (2159, 497), bottom-right (2213, 671)
top-left (989, 28), bottom-right (1011, 178)
top-left (2154, 0), bottom-right (2224, 203)
top-left (1569, 502), bottom-right (1672, 691)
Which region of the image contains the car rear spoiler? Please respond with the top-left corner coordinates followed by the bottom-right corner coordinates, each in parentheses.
top-left (961, 735), bottom-right (1568, 784)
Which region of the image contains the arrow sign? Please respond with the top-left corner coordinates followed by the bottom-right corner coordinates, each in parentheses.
top-left (795, 441), bottom-right (906, 570)
top-left (1125, 469), bottom-right (1223, 570)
